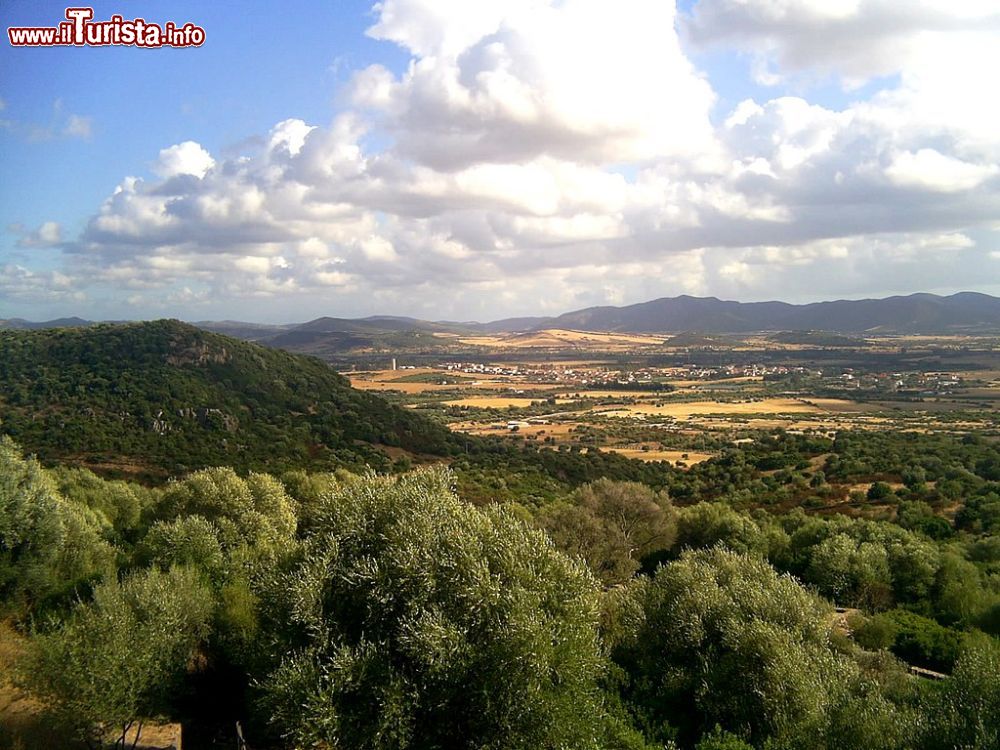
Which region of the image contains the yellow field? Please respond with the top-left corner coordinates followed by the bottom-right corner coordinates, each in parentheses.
top-left (458, 329), bottom-right (666, 349)
top-left (451, 421), bottom-right (578, 438)
top-left (350, 368), bottom-right (569, 394)
top-left (575, 390), bottom-right (663, 398)
top-left (599, 397), bottom-right (833, 420)
top-left (444, 397), bottom-right (544, 409)
top-left (356, 367), bottom-right (440, 381)
top-left (352, 380), bottom-right (461, 393)
top-left (601, 447), bottom-right (714, 464)
top-left (667, 376), bottom-right (765, 388)
top-left (803, 398), bottom-right (875, 413)
top-left (351, 379), bottom-right (538, 394)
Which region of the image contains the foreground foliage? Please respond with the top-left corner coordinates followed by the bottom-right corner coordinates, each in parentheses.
top-left (24, 566), bottom-right (213, 748)
top-left (1, 438), bottom-right (998, 749)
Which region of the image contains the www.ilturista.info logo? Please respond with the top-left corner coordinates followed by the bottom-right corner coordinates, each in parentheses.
top-left (8, 7), bottom-right (205, 48)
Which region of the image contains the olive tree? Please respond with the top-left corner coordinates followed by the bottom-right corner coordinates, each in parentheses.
top-left (257, 467), bottom-right (609, 750)
top-left (921, 633), bottom-right (1000, 749)
top-left (156, 467), bottom-right (296, 553)
top-left (612, 547), bottom-right (880, 749)
top-left (672, 502), bottom-right (770, 557)
top-left (141, 515), bottom-right (225, 579)
top-left (0, 437), bottom-right (113, 609)
top-left (24, 566), bottom-right (213, 748)
top-left (540, 479), bottom-right (675, 586)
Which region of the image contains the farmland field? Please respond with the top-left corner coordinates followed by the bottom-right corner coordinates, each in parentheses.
top-left (344, 332), bottom-right (1000, 472)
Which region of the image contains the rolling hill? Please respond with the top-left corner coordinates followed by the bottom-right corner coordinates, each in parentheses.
top-left (6, 293), bottom-right (1000, 362)
top-left (542, 292), bottom-right (1000, 333)
top-left (0, 320), bottom-right (462, 479)
top-left (0, 316), bottom-right (94, 330)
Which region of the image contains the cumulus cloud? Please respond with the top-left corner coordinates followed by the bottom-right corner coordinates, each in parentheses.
top-left (885, 149), bottom-right (998, 192)
top-left (14, 221), bottom-right (63, 248)
top-left (154, 141), bottom-right (216, 179)
top-left (20, 0), bottom-right (1000, 319)
top-left (0, 99), bottom-right (95, 142)
top-left (0, 264), bottom-right (84, 303)
top-left (685, 0), bottom-right (1000, 87)
top-left (353, 0), bottom-right (718, 168)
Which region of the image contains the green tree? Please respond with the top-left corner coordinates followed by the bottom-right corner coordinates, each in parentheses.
top-left (50, 465), bottom-right (144, 537)
top-left (922, 633), bottom-right (1000, 749)
top-left (156, 467), bottom-right (296, 553)
top-left (540, 479), bottom-right (675, 586)
top-left (0, 437), bottom-right (113, 609)
top-left (672, 502), bottom-right (769, 557)
top-left (141, 515), bottom-right (225, 579)
top-left (24, 566), bottom-right (213, 748)
top-left (257, 468), bottom-right (609, 750)
top-left (806, 534), bottom-right (892, 610)
top-left (612, 548), bottom-right (871, 748)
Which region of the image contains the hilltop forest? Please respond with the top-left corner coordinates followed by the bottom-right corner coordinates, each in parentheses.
top-left (1, 323), bottom-right (999, 749)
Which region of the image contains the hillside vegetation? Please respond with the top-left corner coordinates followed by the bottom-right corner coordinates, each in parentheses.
top-left (0, 320), bottom-right (460, 478)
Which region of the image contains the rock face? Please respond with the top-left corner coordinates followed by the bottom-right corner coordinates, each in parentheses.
top-left (165, 341), bottom-right (231, 367)
top-left (152, 407), bottom-right (239, 435)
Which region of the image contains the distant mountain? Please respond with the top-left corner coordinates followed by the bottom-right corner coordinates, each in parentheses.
top-left (194, 320), bottom-right (292, 341)
top-left (286, 315), bottom-right (466, 335)
top-left (0, 320), bottom-right (461, 478)
top-left (7, 292), bottom-right (1000, 349)
top-left (261, 315), bottom-right (472, 359)
top-left (541, 292), bottom-right (1000, 334)
top-left (0, 316), bottom-right (93, 330)
top-left (476, 316), bottom-right (554, 333)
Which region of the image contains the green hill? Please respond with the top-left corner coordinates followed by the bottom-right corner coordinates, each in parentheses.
top-left (0, 320), bottom-right (462, 479)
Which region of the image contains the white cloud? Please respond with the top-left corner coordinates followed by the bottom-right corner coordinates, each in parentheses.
top-left (15, 221), bottom-right (62, 248)
top-left (268, 119), bottom-right (316, 157)
top-left (154, 141), bottom-right (215, 179)
top-left (63, 114), bottom-right (92, 139)
top-left (1, 99), bottom-right (95, 142)
top-left (21, 0), bottom-right (1000, 320)
top-left (0, 264), bottom-right (85, 303)
top-left (354, 0), bottom-right (718, 168)
top-left (885, 149), bottom-right (998, 192)
top-left (685, 0), bottom-right (1000, 87)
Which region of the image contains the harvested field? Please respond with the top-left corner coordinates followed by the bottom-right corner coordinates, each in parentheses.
top-left (458, 329), bottom-right (666, 349)
top-left (601, 447), bottom-right (714, 465)
top-left (599, 397), bottom-right (831, 420)
top-left (451, 421), bottom-right (578, 438)
top-left (444, 397), bottom-right (545, 409)
top-left (352, 380), bottom-right (465, 393)
top-left (667, 376), bottom-right (764, 388)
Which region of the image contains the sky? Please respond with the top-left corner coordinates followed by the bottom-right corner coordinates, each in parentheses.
top-left (1, 0), bottom-right (999, 324)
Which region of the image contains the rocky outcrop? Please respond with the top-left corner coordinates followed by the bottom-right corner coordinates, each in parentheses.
top-left (165, 340), bottom-right (231, 367)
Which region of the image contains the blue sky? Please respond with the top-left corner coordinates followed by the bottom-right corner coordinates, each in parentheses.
top-left (2, 0), bottom-right (999, 322)
top-left (1, 1), bottom-right (405, 241)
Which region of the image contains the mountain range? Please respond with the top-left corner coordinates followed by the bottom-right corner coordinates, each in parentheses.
top-left (533, 292), bottom-right (1000, 334)
top-left (5, 293), bottom-right (1000, 352)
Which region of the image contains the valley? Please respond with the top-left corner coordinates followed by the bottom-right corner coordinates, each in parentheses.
top-left (347, 333), bottom-right (1000, 472)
